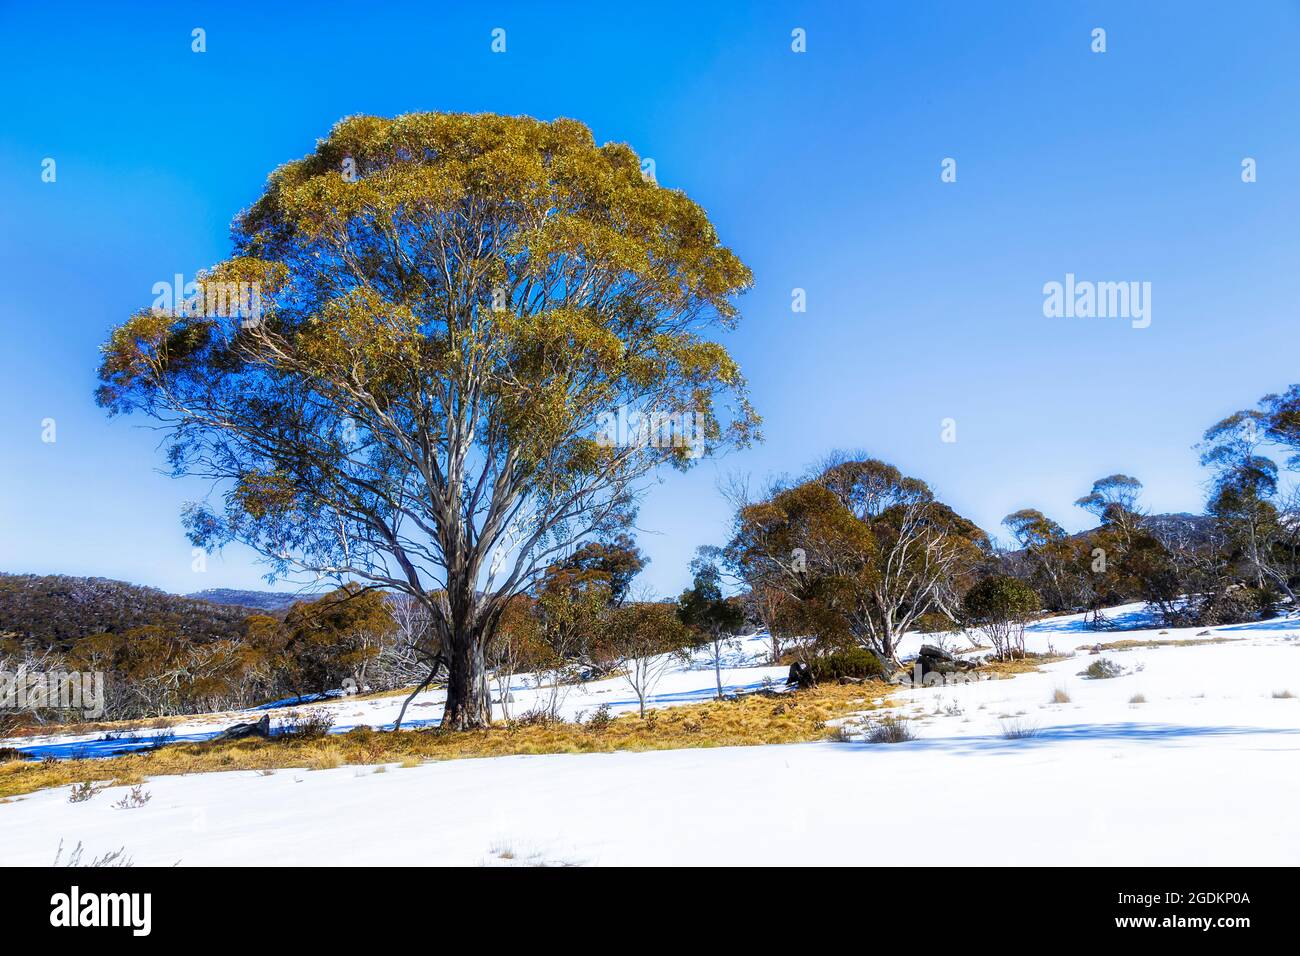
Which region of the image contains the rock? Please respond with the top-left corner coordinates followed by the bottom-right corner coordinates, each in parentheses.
top-left (210, 713), bottom-right (272, 743)
top-left (915, 645), bottom-right (978, 676)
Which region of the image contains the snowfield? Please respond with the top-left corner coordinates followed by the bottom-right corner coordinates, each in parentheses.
top-left (3, 605), bottom-right (1299, 866)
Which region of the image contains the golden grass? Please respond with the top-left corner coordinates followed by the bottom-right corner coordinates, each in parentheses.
top-left (1076, 637), bottom-right (1239, 652)
top-left (980, 654), bottom-right (1070, 676)
top-left (0, 682), bottom-right (895, 801)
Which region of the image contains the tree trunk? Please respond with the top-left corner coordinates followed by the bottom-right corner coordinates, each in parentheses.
top-left (441, 632), bottom-right (491, 731)
top-left (713, 635), bottom-right (723, 700)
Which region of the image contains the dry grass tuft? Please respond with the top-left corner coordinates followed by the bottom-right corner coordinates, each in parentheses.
top-left (865, 716), bottom-right (915, 743)
top-left (1050, 687), bottom-right (1071, 704)
top-left (999, 717), bottom-right (1040, 739)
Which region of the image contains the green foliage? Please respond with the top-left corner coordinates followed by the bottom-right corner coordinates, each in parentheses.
top-left (808, 647), bottom-right (885, 684)
top-left (722, 456), bottom-right (986, 662)
top-left (1079, 658), bottom-right (1125, 680)
top-left (961, 575), bottom-right (1039, 625)
top-left (962, 574), bottom-right (1040, 660)
top-left (676, 565), bottom-right (745, 640)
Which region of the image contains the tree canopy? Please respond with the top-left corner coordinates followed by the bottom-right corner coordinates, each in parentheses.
top-left (96, 112), bottom-right (756, 728)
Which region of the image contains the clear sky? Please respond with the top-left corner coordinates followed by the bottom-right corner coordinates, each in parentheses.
top-left (2, 1), bottom-right (1298, 600)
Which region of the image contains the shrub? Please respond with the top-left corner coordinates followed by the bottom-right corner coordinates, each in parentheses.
top-left (68, 781), bottom-right (104, 804)
top-left (808, 647), bottom-right (886, 684)
top-left (1079, 658), bottom-right (1125, 680)
top-left (113, 785), bottom-right (152, 810)
top-left (280, 709), bottom-right (336, 739)
top-left (1194, 587), bottom-right (1275, 626)
top-left (1050, 687), bottom-right (1070, 704)
top-left (1129, 693), bottom-right (1147, 704)
top-left (584, 703), bottom-right (614, 732)
top-left (1272, 689), bottom-right (1296, 699)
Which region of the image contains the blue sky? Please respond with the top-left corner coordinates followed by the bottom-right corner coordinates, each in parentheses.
top-left (2, 1), bottom-right (1298, 599)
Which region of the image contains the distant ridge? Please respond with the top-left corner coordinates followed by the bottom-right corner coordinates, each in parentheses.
top-left (0, 573), bottom-right (255, 649)
top-left (185, 588), bottom-right (304, 612)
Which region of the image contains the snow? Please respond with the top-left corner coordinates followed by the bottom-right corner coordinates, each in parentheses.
top-left (3, 607), bottom-right (1300, 865)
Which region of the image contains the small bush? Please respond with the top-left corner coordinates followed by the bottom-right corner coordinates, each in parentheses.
top-left (0, 747), bottom-right (25, 762)
top-left (510, 706), bottom-right (562, 728)
top-left (1129, 693), bottom-right (1147, 704)
top-left (113, 785), bottom-right (152, 810)
top-left (68, 781), bottom-right (104, 804)
top-left (1194, 586), bottom-right (1276, 626)
top-left (808, 648), bottom-right (886, 684)
top-left (281, 709), bottom-right (336, 739)
top-left (1272, 689), bottom-right (1296, 699)
top-left (1050, 687), bottom-right (1071, 704)
top-left (584, 703), bottom-right (614, 732)
top-left (1079, 658), bottom-right (1125, 680)
top-left (866, 716), bottom-right (915, 743)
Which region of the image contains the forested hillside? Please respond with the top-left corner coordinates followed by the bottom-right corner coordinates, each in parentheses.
top-left (0, 574), bottom-right (254, 649)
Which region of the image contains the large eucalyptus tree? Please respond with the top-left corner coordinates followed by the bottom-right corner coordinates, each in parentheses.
top-left (97, 113), bottom-right (756, 728)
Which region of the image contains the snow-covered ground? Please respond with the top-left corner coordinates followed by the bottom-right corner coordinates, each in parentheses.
top-left (3, 605), bottom-right (1299, 865)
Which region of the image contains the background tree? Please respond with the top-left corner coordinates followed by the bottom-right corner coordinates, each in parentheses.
top-left (606, 598), bottom-right (692, 717)
top-left (277, 585), bottom-right (395, 699)
top-left (1198, 410), bottom-right (1293, 602)
top-left (677, 563), bottom-right (746, 700)
top-left (1001, 508), bottom-right (1074, 610)
top-left (723, 457), bottom-right (986, 663)
top-left (961, 575), bottom-right (1039, 660)
top-left (96, 112), bottom-right (757, 729)
top-left (1074, 474), bottom-right (1145, 544)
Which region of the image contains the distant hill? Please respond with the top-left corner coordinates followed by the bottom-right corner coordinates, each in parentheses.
top-left (186, 588), bottom-right (303, 612)
top-left (1141, 512), bottom-right (1217, 547)
top-left (0, 574), bottom-right (255, 650)
top-left (1041, 512), bottom-right (1216, 548)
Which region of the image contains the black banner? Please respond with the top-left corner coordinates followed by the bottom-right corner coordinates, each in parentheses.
top-left (0, 866), bottom-right (1288, 942)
